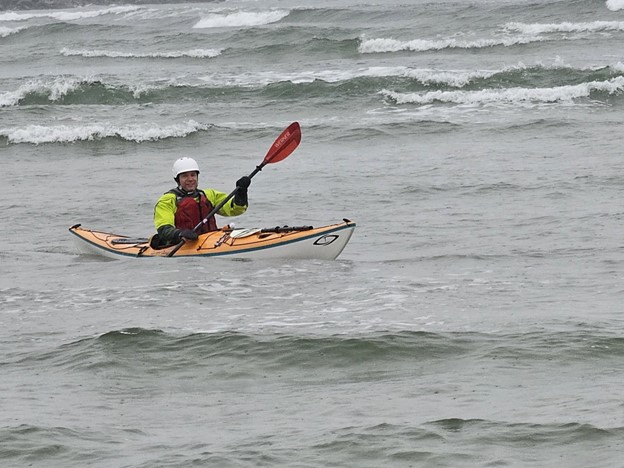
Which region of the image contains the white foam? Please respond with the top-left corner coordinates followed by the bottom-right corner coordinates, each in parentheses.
top-left (0, 6), bottom-right (140, 22)
top-left (193, 10), bottom-right (289, 28)
top-left (505, 21), bottom-right (624, 34)
top-left (354, 67), bottom-right (502, 87)
top-left (0, 77), bottom-right (84, 107)
top-left (606, 0), bottom-right (624, 11)
top-left (358, 35), bottom-right (544, 53)
top-left (199, 66), bottom-right (505, 88)
top-left (60, 48), bottom-right (222, 59)
top-left (198, 60), bottom-right (586, 89)
top-left (0, 25), bottom-right (24, 36)
top-left (380, 76), bottom-right (624, 106)
top-left (0, 120), bottom-right (210, 144)
top-left (2, 60), bottom-right (619, 110)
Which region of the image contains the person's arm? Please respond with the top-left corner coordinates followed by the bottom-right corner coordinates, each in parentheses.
top-left (204, 184), bottom-right (249, 217)
top-left (154, 193), bottom-right (176, 240)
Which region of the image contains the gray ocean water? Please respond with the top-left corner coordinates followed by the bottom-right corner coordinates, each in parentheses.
top-left (2, 0), bottom-right (624, 466)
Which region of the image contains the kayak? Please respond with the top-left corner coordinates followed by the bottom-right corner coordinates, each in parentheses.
top-left (69, 219), bottom-right (356, 260)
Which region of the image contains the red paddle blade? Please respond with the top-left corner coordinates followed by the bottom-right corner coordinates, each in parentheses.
top-left (263, 122), bottom-right (301, 164)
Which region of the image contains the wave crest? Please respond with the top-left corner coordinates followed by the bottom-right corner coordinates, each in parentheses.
top-left (359, 35), bottom-right (544, 53)
top-left (60, 47), bottom-right (222, 59)
top-left (607, 0), bottom-right (624, 11)
top-left (381, 76), bottom-right (624, 106)
top-left (0, 5), bottom-right (140, 22)
top-left (505, 20), bottom-right (624, 34)
top-left (193, 10), bottom-right (290, 29)
top-left (0, 120), bottom-right (211, 144)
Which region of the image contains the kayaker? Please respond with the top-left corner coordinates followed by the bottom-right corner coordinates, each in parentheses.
top-left (152, 157), bottom-right (251, 247)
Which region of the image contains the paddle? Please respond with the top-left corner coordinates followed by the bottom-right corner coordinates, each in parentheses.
top-left (166, 121), bottom-right (302, 257)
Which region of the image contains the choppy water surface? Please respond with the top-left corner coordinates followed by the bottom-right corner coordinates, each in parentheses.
top-left (1, 0), bottom-right (624, 466)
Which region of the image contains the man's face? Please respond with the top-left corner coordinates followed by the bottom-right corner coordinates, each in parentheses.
top-left (178, 171), bottom-right (198, 192)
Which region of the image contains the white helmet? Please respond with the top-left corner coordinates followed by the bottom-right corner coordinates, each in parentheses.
top-left (172, 157), bottom-right (200, 180)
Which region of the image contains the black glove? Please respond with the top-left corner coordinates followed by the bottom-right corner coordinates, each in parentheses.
top-left (234, 176), bottom-right (250, 206)
top-left (236, 176), bottom-right (251, 189)
top-left (234, 190), bottom-right (248, 206)
top-left (176, 229), bottom-right (198, 241)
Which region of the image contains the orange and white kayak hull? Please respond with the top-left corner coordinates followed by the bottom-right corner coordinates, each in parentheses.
top-left (69, 220), bottom-right (356, 260)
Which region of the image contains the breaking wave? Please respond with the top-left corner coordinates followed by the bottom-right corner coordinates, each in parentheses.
top-left (0, 25), bottom-right (25, 36)
top-left (381, 76), bottom-right (624, 106)
top-left (3, 62), bottom-right (623, 110)
top-left (359, 18), bottom-right (624, 54)
top-left (359, 35), bottom-right (546, 53)
top-left (0, 120), bottom-right (211, 144)
top-left (0, 5), bottom-right (140, 21)
top-left (606, 0), bottom-right (624, 11)
top-left (193, 9), bottom-right (290, 29)
top-left (60, 47), bottom-right (222, 59)
top-left (504, 20), bottom-right (624, 34)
